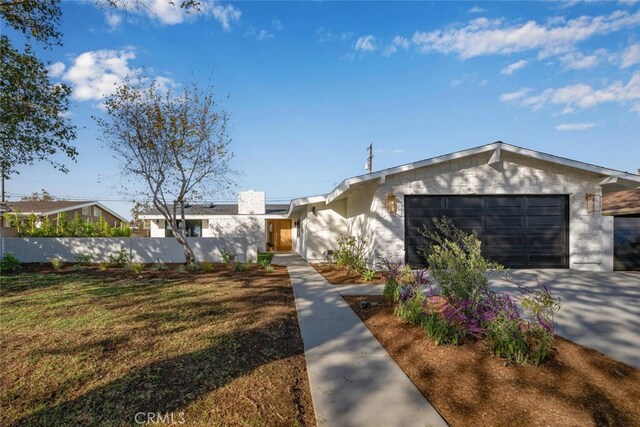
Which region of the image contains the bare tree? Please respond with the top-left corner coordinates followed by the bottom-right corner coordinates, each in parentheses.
top-left (95, 77), bottom-right (233, 264)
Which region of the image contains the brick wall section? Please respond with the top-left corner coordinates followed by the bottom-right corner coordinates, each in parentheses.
top-left (353, 151), bottom-right (613, 271)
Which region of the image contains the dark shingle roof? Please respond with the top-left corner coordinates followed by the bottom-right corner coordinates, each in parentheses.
top-left (142, 203), bottom-right (289, 216)
top-left (5, 200), bottom-right (93, 214)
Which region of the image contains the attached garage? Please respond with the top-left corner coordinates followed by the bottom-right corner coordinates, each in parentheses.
top-left (613, 216), bottom-right (640, 271)
top-left (405, 195), bottom-right (569, 268)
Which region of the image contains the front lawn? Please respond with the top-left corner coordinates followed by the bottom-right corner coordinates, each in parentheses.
top-left (346, 295), bottom-right (640, 427)
top-left (0, 264), bottom-right (315, 426)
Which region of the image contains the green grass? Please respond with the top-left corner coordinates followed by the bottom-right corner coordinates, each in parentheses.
top-left (0, 268), bottom-right (315, 427)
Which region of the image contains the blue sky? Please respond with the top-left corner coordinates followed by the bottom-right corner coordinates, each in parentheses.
top-left (6, 0), bottom-right (640, 218)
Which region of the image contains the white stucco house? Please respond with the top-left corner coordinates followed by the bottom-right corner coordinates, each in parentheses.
top-left (142, 142), bottom-right (640, 271)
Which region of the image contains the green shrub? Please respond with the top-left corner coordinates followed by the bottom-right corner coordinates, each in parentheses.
top-left (257, 252), bottom-right (274, 264)
top-left (419, 217), bottom-right (504, 302)
top-left (0, 253), bottom-right (21, 272)
top-left (108, 248), bottom-right (130, 267)
top-left (258, 258), bottom-right (271, 268)
top-left (75, 253), bottom-right (94, 265)
top-left (152, 262), bottom-right (168, 271)
top-left (127, 262), bottom-right (145, 274)
top-left (232, 262), bottom-right (249, 272)
top-left (98, 261), bottom-right (110, 271)
top-left (394, 288), bottom-right (425, 325)
top-left (264, 265), bottom-right (275, 273)
top-left (200, 262), bottom-right (214, 272)
top-left (4, 211), bottom-right (132, 237)
top-left (362, 269), bottom-right (376, 281)
top-left (188, 262), bottom-right (200, 271)
top-left (50, 257), bottom-right (64, 270)
top-left (177, 265), bottom-right (188, 274)
top-left (333, 235), bottom-right (367, 273)
top-left (220, 249), bottom-right (236, 264)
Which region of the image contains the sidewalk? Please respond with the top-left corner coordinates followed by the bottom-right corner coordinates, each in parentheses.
top-left (274, 254), bottom-right (447, 427)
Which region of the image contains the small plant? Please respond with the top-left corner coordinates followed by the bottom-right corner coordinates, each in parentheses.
top-left (264, 265), bottom-right (275, 273)
top-left (98, 261), bottom-right (110, 271)
top-left (189, 262), bottom-right (200, 271)
top-left (232, 262), bottom-right (249, 272)
top-left (74, 253), bottom-right (94, 265)
top-left (0, 253), bottom-right (21, 272)
top-left (177, 265), bottom-right (187, 274)
top-left (220, 248), bottom-right (236, 264)
top-left (362, 269), bottom-right (376, 281)
top-left (394, 285), bottom-right (425, 325)
top-left (333, 235), bottom-right (367, 273)
top-left (200, 262), bottom-right (214, 273)
top-left (257, 252), bottom-right (274, 264)
top-left (127, 262), bottom-right (145, 274)
top-left (153, 261), bottom-right (168, 271)
top-left (258, 258), bottom-right (271, 268)
top-left (50, 257), bottom-right (64, 270)
top-left (108, 247), bottom-right (130, 267)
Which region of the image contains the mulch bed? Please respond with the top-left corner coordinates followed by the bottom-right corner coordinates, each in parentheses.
top-left (345, 295), bottom-right (640, 427)
top-left (311, 263), bottom-right (385, 284)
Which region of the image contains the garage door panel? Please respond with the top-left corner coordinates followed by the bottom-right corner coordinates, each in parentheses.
top-left (405, 195), bottom-right (569, 268)
top-left (614, 216), bottom-right (640, 271)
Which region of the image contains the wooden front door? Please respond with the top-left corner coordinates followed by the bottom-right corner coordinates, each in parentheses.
top-left (271, 219), bottom-right (292, 251)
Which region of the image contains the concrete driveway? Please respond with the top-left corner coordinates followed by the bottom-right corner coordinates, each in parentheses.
top-left (491, 269), bottom-right (640, 369)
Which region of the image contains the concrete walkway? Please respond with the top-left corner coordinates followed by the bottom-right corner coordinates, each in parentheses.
top-left (274, 254), bottom-right (447, 427)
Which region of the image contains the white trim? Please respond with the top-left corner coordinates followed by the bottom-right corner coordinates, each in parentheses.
top-left (285, 195), bottom-right (327, 217)
top-left (7, 201), bottom-right (128, 223)
top-left (322, 142), bottom-right (640, 204)
top-left (140, 213), bottom-right (289, 220)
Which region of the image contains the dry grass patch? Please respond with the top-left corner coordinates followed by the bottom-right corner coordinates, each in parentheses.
top-left (345, 295), bottom-right (640, 427)
top-left (0, 264), bottom-right (315, 426)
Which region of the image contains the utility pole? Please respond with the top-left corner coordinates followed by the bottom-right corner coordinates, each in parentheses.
top-left (366, 143), bottom-right (373, 174)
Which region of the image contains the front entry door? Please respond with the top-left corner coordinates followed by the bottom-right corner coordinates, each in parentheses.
top-left (274, 219), bottom-right (292, 251)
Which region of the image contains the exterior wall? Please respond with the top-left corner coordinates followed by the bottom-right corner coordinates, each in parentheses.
top-left (351, 151), bottom-right (614, 271)
top-left (1, 237), bottom-right (259, 263)
top-left (296, 199), bottom-right (349, 262)
top-left (49, 206), bottom-right (123, 227)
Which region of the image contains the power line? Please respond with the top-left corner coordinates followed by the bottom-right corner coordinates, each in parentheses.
top-left (4, 192), bottom-right (301, 203)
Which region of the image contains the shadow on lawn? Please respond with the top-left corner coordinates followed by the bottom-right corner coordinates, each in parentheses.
top-left (10, 315), bottom-right (305, 427)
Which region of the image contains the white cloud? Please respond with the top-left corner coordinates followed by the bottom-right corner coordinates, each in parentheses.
top-left (468, 6), bottom-right (486, 14)
top-left (620, 43), bottom-right (640, 68)
top-left (317, 27), bottom-right (352, 44)
top-left (411, 9), bottom-right (640, 60)
top-left (272, 18), bottom-right (283, 31)
top-left (555, 122), bottom-right (596, 131)
top-left (500, 59), bottom-right (528, 75)
top-left (355, 35), bottom-right (376, 52)
top-left (451, 73), bottom-right (488, 87)
top-left (106, 0), bottom-right (240, 29)
top-left (383, 36), bottom-right (410, 57)
top-left (500, 88), bottom-right (532, 102)
top-left (558, 49), bottom-right (608, 70)
top-left (208, 2), bottom-right (241, 30)
top-left (506, 71), bottom-right (640, 115)
top-left (105, 12), bottom-right (122, 30)
top-left (257, 29), bottom-right (274, 41)
top-left (49, 62), bottom-right (66, 78)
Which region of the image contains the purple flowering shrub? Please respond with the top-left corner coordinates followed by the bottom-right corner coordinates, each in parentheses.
top-left (379, 219), bottom-right (562, 365)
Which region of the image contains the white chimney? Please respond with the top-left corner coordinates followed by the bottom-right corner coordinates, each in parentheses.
top-left (238, 190), bottom-right (266, 215)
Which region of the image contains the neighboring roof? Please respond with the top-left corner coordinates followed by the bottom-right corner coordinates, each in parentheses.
top-left (0, 202), bottom-right (12, 213)
top-left (4, 200), bottom-right (129, 223)
top-left (321, 141), bottom-right (640, 204)
top-left (602, 189), bottom-right (640, 216)
top-left (141, 203), bottom-right (290, 217)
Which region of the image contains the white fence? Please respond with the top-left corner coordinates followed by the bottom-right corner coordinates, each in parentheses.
top-left (0, 237), bottom-right (258, 263)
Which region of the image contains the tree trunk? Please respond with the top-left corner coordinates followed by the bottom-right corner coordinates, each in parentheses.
top-left (172, 228), bottom-right (196, 265)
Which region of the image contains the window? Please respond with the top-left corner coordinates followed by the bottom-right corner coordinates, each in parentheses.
top-left (94, 207), bottom-right (102, 217)
top-left (82, 206), bottom-right (91, 215)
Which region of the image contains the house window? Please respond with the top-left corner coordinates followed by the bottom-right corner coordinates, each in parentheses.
top-left (82, 206), bottom-right (91, 216)
top-left (94, 207), bottom-right (102, 217)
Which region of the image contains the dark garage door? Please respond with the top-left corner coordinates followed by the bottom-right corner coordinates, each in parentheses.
top-left (405, 195), bottom-right (569, 268)
top-left (614, 216), bottom-right (640, 271)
